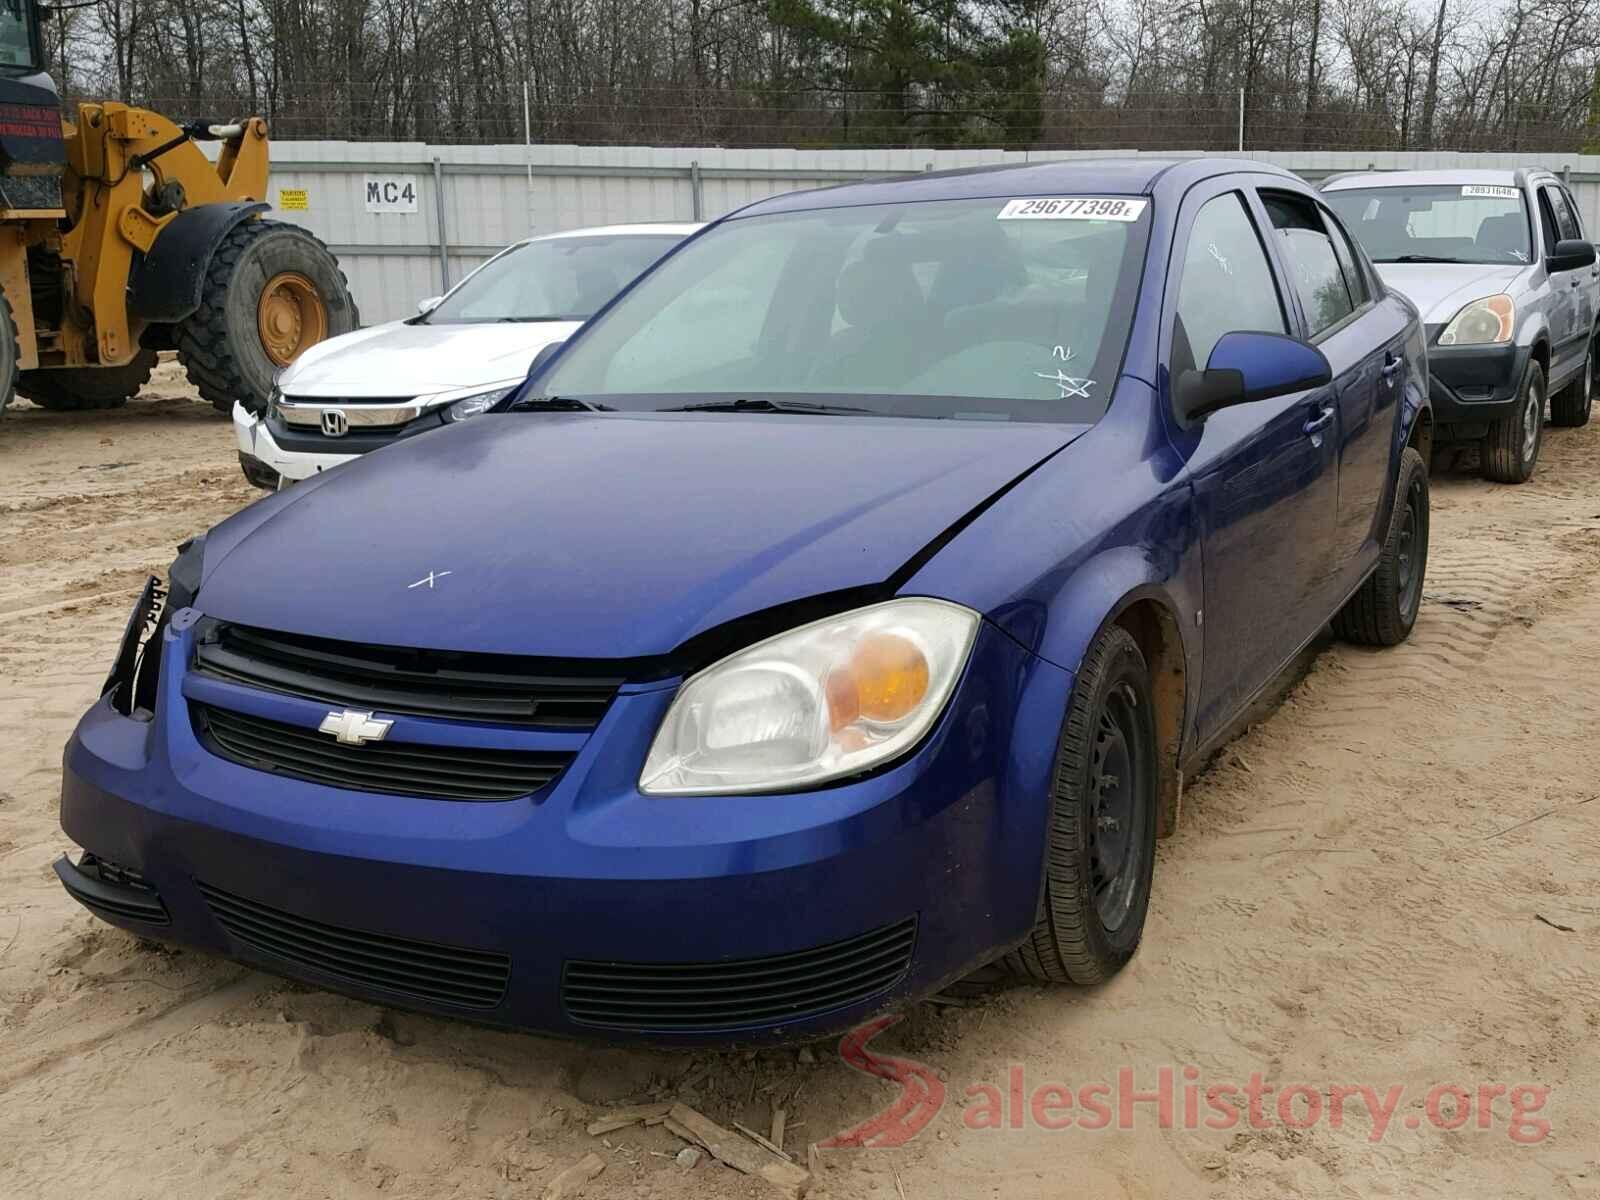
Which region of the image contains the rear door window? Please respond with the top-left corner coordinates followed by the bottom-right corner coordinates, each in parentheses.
top-left (1263, 192), bottom-right (1355, 339)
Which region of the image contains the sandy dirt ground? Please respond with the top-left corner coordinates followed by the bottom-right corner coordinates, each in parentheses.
top-left (1, 368), bottom-right (1596, 1199)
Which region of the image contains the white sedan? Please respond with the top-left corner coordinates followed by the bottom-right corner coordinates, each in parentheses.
top-left (233, 223), bottom-right (701, 487)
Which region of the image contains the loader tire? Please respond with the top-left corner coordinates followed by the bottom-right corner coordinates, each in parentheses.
top-left (15, 349), bottom-right (157, 412)
top-left (0, 291), bottom-right (15, 422)
top-left (175, 219), bottom-right (358, 416)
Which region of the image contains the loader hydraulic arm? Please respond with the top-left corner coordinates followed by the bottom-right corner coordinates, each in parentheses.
top-left (58, 102), bottom-right (269, 366)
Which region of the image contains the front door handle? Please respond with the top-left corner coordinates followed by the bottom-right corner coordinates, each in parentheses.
top-left (1381, 353), bottom-right (1402, 381)
top-left (1303, 406), bottom-right (1336, 435)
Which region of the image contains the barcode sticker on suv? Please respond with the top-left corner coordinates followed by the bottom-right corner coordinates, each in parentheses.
top-left (1462, 185), bottom-right (1520, 199)
top-left (998, 197), bottom-right (1148, 221)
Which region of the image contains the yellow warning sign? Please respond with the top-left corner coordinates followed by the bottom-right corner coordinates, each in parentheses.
top-left (278, 188), bottom-right (309, 211)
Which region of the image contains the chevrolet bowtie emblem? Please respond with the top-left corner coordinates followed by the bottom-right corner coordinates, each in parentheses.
top-left (318, 709), bottom-right (393, 746)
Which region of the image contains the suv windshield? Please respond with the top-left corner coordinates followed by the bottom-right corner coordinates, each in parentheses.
top-left (535, 196), bottom-right (1150, 423)
top-left (0, 1), bottom-right (37, 70)
top-left (423, 233), bottom-right (683, 324)
top-left (1324, 184), bottom-right (1532, 266)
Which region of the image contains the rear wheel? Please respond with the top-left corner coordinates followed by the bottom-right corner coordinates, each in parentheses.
top-left (1002, 625), bottom-right (1158, 985)
top-left (1334, 446), bottom-right (1429, 646)
top-left (1550, 330), bottom-right (1597, 427)
top-left (0, 291), bottom-right (16, 422)
top-left (15, 349), bottom-right (157, 412)
top-left (1483, 359), bottom-right (1544, 483)
top-left (176, 220), bottom-right (357, 416)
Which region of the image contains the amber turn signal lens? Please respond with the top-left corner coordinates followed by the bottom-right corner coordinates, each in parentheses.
top-left (850, 631), bottom-right (930, 722)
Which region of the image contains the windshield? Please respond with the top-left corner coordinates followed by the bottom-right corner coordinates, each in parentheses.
top-left (1324, 184), bottom-right (1532, 266)
top-left (0, 0), bottom-right (37, 70)
top-left (424, 233), bottom-right (684, 324)
top-left (535, 195), bottom-right (1150, 423)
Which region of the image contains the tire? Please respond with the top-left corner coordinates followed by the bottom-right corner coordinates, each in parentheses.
top-left (1002, 625), bottom-right (1158, 986)
top-left (0, 291), bottom-right (16, 422)
top-left (15, 349), bottom-right (157, 412)
top-left (175, 219), bottom-right (358, 416)
top-left (1483, 358), bottom-right (1544, 482)
top-left (1550, 331), bottom-right (1596, 427)
top-left (1333, 446), bottom-right (1429, 646)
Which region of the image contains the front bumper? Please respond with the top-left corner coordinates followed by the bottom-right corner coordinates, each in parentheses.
top-left (232, 402), bottom-right (360, 484)
top-left (59, 613), bottom-right (1070, 1044)
top-left (1427, 342), bottom-right (1530, 429)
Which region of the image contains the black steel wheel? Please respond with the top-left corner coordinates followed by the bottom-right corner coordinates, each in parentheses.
top-left (1003, 624), bottom-right (1158, 985)
top-left (1334, 445), bottom-right (1430, 646)
top-left (1551, 329), bottom-right (1597, 427)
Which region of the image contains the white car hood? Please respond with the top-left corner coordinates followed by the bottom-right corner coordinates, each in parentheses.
top-left (1372, 263), bottom-right (1525, 326)
top-left (279, 319), bottom-right (583, 397)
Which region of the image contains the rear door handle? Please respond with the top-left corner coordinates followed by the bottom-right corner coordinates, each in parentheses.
top-left (1303, 406), bottom-right (1336, 435)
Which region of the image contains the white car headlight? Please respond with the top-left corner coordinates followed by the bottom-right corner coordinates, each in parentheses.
top-left (1438, 294), bottom-right (1514, 346)
top-left (443, 384), bottom-right (519, 422)
top-left (640, 598), bottom-right (980, 795)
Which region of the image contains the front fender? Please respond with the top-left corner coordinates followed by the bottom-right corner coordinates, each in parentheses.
top-left (127, 201), bottom-right (268, 323)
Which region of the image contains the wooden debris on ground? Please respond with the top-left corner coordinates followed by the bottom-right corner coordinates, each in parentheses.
top-left (667, 1103), bottom-right (811, 1197)
top-left (584, 1102), bottom-right (672, 1136)
top-left (770, 1106), bottom-right (787, 1152)
top-left (540, 1152), bottom-right (606, 1200)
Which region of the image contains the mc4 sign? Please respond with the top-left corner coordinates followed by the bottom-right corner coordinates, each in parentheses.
top-left (365, 175), bottom-right (420, 213)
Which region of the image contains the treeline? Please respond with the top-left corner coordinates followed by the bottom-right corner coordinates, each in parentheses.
top-left (41, 0), bottom-right (1600, 151)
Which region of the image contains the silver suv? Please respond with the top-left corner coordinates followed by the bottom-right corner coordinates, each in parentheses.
top-left (1323, 168), bottom-right (1598, 482)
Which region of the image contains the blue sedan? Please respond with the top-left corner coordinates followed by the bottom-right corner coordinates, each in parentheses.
top-left (59, 158), bottom-right (1430, 1042)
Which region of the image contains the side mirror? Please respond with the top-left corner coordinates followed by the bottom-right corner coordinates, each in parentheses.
top-left (1175, 331), bottom-right (1332, 423)
top-left (1546, 238), bottom-right (1596, 273)
top-left (526, 339), bottom-right (566, 380)
top-left (416, 295), bottom-right (442, 315)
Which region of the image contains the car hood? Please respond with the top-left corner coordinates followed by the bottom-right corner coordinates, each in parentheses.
top-left (1373, 263), bottom-right (1525, 326)
top-left (198, 413), bottom-right (1087, 659)
top-left (279, 319), bottom-right (582, 397)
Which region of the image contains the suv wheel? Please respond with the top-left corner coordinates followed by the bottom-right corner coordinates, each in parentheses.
top-left (1551, 330), bottom-right (1597, 427)
top-left (1483, 359), bottom-right (1544, 483)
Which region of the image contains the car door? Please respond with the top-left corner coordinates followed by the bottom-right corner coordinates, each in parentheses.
top-left (1165, 181), bottom-right (1340, 744)
top-left (1314, 198), bottom-right (1410, 590)
top-left (1537, 184), bottom-right (1584, 381)
top-left (1556, 183), bottom-right (1597, 349)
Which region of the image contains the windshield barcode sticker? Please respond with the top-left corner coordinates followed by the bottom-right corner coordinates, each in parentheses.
top-left (998, 197), bottom-right (1147, 222)
top-left (1461, 185), bottom-right (1520, 199)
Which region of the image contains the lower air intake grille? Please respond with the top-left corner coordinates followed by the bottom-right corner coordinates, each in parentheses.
top-left (192, 703), bottom-right (573, 801)
top-left (197, 881), bottom-right (510, 1009)
top-left (562, 917), bottom-right (917, 1032)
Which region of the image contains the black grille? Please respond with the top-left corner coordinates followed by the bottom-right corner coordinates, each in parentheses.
top-left (57, 853), bottom-right (170, 925)
top-left (192, 620), bottom-right (622, 729)
top-left (193, 703), bottom-right (573, 801)
top-left (563, 918), bottom-right (917, 1032)
top-left (197, 881), bottom-right (509, 1009)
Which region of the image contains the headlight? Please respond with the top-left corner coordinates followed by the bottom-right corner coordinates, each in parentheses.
top-left (444, 385), bottom-right (518, 422)
top-left (1438, 294), bottom-right (1514, 346)
top-left (640, 598), bottom-right (980, 795)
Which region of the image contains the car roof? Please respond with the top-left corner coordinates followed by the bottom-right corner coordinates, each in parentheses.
top-left (1321, 167), bottom-right (1554, 191)
top-left (737, 156), bottom-right (1305, 217)
top-left (522, 223), bottom-right (705, 244)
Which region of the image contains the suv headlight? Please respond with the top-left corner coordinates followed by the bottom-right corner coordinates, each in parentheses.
top-left (443, 384), bottom-right (519, 422)
top-left (1438, 294), bottom-right (1514, 346)
top-left (640, 598), bottom-right (980, 795)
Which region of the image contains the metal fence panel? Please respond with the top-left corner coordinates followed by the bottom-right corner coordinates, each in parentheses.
top-left (254, 142), bottom-right (1600, 324)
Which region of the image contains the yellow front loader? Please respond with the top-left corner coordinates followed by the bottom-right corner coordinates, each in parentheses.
top-left (0, 3), bottom-right (356, 419)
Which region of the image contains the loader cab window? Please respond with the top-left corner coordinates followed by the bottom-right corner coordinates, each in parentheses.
top-left (0, 1), bottom-right (40, 71)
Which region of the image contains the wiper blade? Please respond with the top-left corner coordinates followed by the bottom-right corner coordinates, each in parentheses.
top-left (496, 315), bottom-right (572, 323)
top-left (662, 397), bottom-right (876, 415)
top-left (507, 393), bottom-right (611, 413)
top-left (1375, 254), bottom-right (1462, 263)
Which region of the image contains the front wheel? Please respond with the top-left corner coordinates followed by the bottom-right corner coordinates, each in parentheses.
top-left (1334, 445), bottom-right (1429, 646)
top-left (1483, 359), bottom-right (1544, 483)
top-left (1002, 625), bottom-right (1158, 986)
top-left (176, 220), bottom-right (358, 416)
